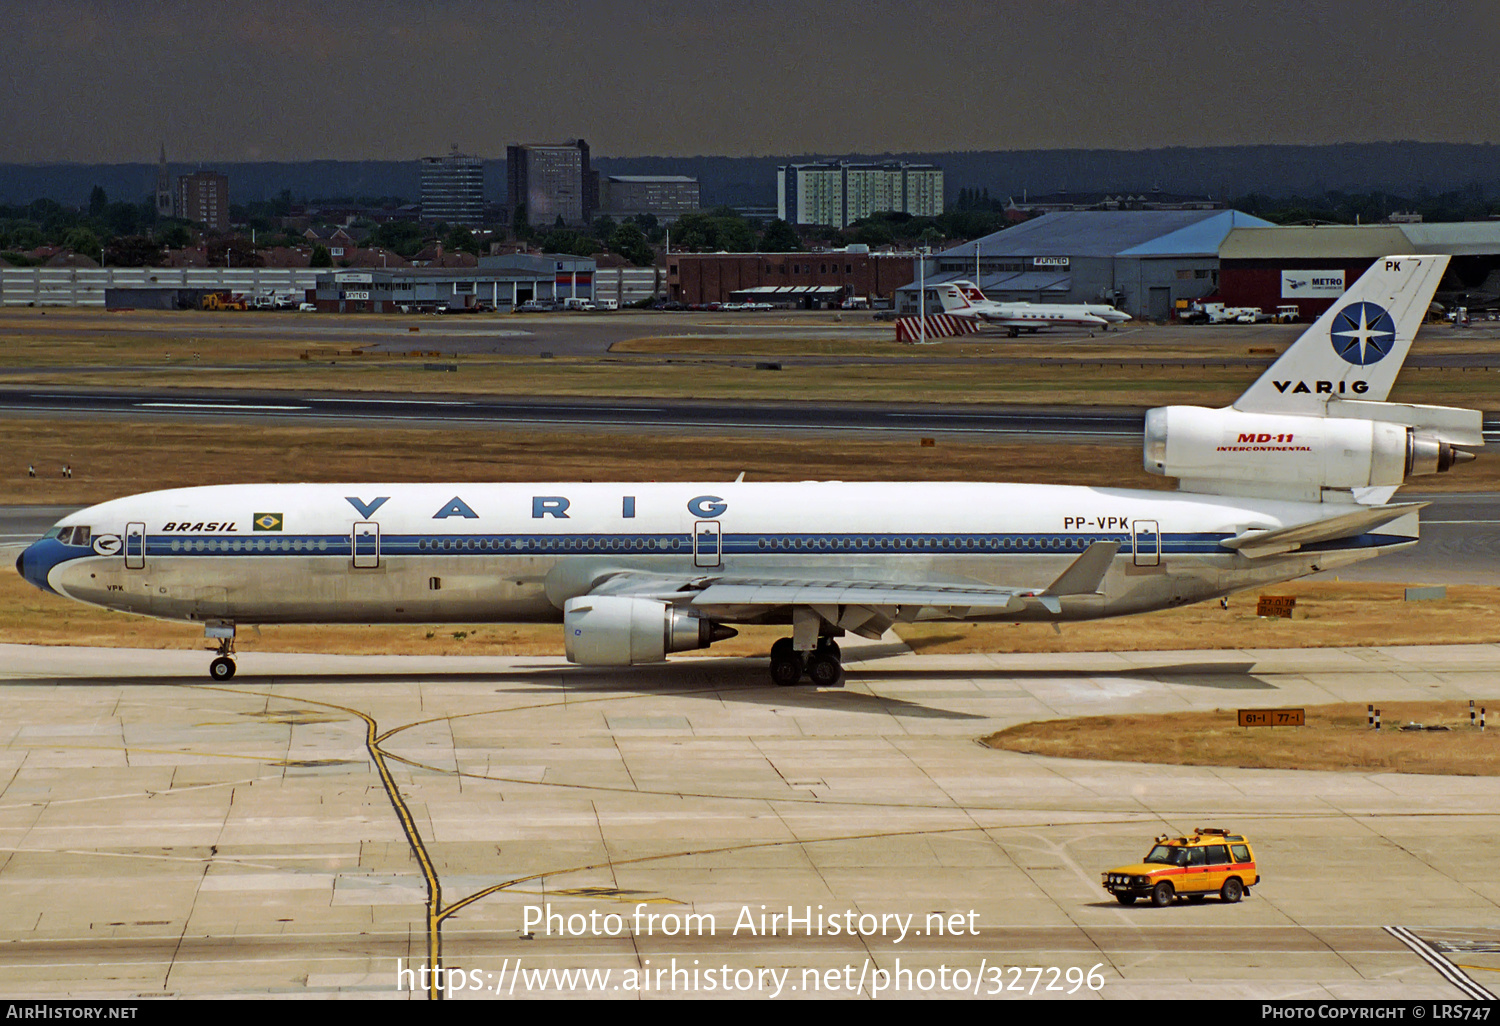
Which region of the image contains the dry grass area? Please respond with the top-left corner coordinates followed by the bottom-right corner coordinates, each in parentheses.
top-left (897, 581), bottom-right (1500, 654)
top-left (611, 334), bottom-right (1295, 361)
top-left (7, 416), bottom-right (1497, 508)
top-left (983, 702), bottom-right (1500, 776)
top-left (0, 353), bottom-right (1268, 407)
top-left (9, 357), bottom-right (1498, 412)
top-left (618, 324), bottom-right (1500, 360)
top-left (2, 308), bottom-right (1499, 409)
top-left (0, 419), bottom-right (1180, 505)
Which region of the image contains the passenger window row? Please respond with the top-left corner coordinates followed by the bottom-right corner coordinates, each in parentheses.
top-left (166, 538), bottom-right (330, 553)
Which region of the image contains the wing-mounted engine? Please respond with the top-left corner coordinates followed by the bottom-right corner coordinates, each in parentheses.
top-left (563, 595), bottom-right (736, 666)
top-left (1144, 404), bottom-right (1479, 503)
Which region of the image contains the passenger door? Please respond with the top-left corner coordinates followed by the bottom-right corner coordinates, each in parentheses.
top-left (1204, 844), bottom-right (1232, 892)
top-left (125, 522), bottom-right (146, 570)
top-left (694, 520), bottom-right (721, 569)
top-left (1181, 846), bottom-right (1209, 892)
top-left (352, 521), bottom-right (380, 569)
top-left (1132, 520), bottom-right (1160, 567)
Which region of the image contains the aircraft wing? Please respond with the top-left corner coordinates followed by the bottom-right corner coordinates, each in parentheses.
top-left (581, 541), bottom-right (1120, 635)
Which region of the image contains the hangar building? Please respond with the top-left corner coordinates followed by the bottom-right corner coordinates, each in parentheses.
top-left (667, 249), bottom-right (916, 306)
top-left (1218, 223), bottom-right (1500, 318)
top-left (309, 254), bottom-right (596, 313)
top-left (898, 210), bottom-right (1272, 319)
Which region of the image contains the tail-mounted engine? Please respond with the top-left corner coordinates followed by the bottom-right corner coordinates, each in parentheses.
top-left (563, 595), bottom-right (737, 666)
top-left (1144, 403), bottom-right (1480, 501)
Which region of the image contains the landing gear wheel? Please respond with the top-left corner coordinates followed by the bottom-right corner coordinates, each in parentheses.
top-left (816, 638), bottom-right (841, 661)
top-left (769, 650), bottom-right (804, 687)
top-left (209, 656), bottom-right (236, 681)
top-left (1150, 881), bottom-right (1175, 907)
top-left (806, 651), bottom-right (844, 687)
top-left (1220, 877), bottom-right (1244, 903)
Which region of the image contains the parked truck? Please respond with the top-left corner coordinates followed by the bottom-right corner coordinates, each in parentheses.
top-left (201, 291), bottom-right (247, 311)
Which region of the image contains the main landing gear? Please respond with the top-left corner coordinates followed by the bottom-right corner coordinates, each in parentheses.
top-left (205, 621), bottom-right (237, 680)
top-left (769, 637), bottom-right (844, 688)
top-left (209, 652), bottom-right (236, 680)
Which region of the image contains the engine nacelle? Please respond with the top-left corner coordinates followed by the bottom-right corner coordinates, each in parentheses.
top-left (1143, 406), bottom-right (1471, 494)
top-left (563, 595), bottom-right (734, 666)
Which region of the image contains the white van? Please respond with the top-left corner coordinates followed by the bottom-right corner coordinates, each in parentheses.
top-left (595, 298), bottom-right (618, 311)
top-left (562, 297), bottom-right (596, 311)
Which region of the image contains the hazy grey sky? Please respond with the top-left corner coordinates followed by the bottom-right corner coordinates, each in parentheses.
top-left (4, 0), bottom-right (1497, 163)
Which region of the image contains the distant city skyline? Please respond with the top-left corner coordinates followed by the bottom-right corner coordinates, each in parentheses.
top-left (3, 0), bottom-right (1497, 164)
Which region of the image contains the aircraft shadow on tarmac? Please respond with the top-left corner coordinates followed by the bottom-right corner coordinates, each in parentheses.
top-left (835, 661), bottom-right (1274, 690)
top-left (29, 658), bottom-right (1272, 720)
top-left (32, 670), bottom-right (988, 721)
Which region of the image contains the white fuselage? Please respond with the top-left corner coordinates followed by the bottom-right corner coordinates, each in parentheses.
top-left (934, 283), bottom-right (1130, 331)
top-left (26, 481), bottom-right (1412, 627)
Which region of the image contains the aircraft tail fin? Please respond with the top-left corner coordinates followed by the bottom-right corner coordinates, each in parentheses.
top-left (1234, 255), bottom-right (1449, 415)
top-left (932, 282), bottom-right (974, 314)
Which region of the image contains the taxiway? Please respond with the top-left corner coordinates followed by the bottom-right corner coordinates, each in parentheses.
top-left (0, 641), bottom-right (1495, 999)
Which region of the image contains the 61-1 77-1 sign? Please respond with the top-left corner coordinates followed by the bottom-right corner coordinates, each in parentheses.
top-left (1238, 708), bottom-right (1305, 727)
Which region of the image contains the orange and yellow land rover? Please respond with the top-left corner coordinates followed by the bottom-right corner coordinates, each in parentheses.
top-left (1101, 828), bottom-right (1258, 906)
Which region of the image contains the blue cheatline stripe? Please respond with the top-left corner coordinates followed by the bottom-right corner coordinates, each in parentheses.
top-left (117, 530), bottom-right (1414, 559)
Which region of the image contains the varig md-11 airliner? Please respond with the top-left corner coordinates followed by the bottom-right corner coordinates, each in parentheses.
top-left (17, 256), bottom-right (1480, 684)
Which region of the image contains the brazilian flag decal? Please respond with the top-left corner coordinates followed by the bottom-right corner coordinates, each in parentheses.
top-left (252, 512), bottom-right (284, 532)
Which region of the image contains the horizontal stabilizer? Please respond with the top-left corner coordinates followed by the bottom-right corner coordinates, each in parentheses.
top-left (1325, 398), bottom-right (1485, 447)
top-left (1221, 502), bottom-right (1425, 559)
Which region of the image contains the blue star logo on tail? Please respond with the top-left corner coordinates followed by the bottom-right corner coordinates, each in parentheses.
top-left (1329, 301), bottom-right (1397, 366)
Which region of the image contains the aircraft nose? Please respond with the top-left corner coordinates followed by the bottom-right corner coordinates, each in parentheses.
top-left (15, 540), bottom-right (59, 595)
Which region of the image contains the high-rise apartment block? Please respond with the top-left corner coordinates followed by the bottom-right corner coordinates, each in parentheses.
top-left (777, 161), bottom-right (944, 229)
top-left (599, 175), bottom-right (700, 220)
top-left (175, 171), bottom-right (229, 231)
top-left (507, 140), bottom-right (596, 227)
top-left (155, 144), bottom-right (174, 218)
top-left (420, 152), bottom-right (485, 226)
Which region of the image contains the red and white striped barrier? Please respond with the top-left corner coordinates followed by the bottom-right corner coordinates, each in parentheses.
top-left (895, 314), bottom-right (982, 343)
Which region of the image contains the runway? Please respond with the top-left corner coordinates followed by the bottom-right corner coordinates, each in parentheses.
top-left (0, 641), bottom-right (1495, 999)
top-left (4, 385), bottom-right (1498, 444)
top-left (0, 386), bottom-right (1155, 438)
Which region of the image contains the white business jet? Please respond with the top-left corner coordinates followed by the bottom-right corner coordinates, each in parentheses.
top-left (934, 280), bottom-right (1132, 335)
top-left (17, 256), bottom-right (1478, 685)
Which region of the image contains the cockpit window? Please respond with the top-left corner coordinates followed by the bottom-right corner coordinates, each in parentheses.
top-left (54, 526), bottom-right (92, 546)
top-left (44, 527), bottom-right (62, 540)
